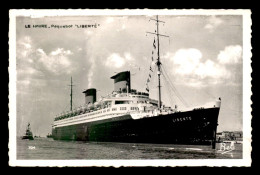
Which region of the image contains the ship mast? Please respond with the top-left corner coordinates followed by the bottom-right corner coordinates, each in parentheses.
top-left (69, 77), bottom-right (74, 111)
top-left (147, 15), bottom-right (169, 109)
top-left (156, 15), bottom-right (162, 109)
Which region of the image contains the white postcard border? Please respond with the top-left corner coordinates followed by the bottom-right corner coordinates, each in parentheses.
top-left (9, 9), bottom-right (252, 167)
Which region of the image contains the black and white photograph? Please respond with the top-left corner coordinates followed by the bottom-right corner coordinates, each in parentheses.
top-left (9, 9), bottom-right (252, 167)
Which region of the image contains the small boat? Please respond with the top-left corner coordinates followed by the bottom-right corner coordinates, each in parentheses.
top-left (22, 123), bottom-right (34, 140)
top-left (46, 133), bottom-right (53, 138)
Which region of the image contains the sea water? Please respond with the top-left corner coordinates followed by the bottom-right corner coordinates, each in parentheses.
top-left (16, 137), bottom-right (242, 160)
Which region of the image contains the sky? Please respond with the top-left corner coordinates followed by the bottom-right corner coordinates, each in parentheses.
top-left (15, 14), bottom-right (243, 136)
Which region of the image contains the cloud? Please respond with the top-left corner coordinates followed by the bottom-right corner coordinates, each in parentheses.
top-left (163, 48), bottom-right (231, 87)
top-left (37, 48), bottom-right (73, 75)
top-left (217, 45), bottom-right (242, 64)
top-left (171, 48), bottom-right (202, 75)
top-left (171, 48), bottom-right (230, 79)
top-left (105, 53), bottom-right (125, 68)
top-left (124, 52), bottom-right (133, 61)
top-left (17, 78), bottom-right (47, 88)
top-left (16, 77), bottom-right (48, 96)
top-left (105, 52), bottom-right (133, 68)
top-left (195, 60), bottom-right (230, 79)
top-left (50, 48), bottom-right (72, 56)
top-left (17, 66), bottom-right (43, 78)
top-left (16, 37), bottom-right (43, 81)
top-left (17, 36), bottom-right (75, 77)
top-left (204, 15), bottom-right (223, 32)
top-left (17, 36), bottom-right (34, 61)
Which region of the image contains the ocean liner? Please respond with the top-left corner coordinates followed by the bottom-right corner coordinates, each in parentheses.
top-left (52, 16), bottom-right (221, 149)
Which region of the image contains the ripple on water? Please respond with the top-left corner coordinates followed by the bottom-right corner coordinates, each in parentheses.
top-left (16, 138), bottom-right (243, 160)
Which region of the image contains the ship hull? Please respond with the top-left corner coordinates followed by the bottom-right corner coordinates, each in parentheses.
top-left (21, 136), bottom-right (34, 140)
top-left (52, 107), bottom-right (220, 148)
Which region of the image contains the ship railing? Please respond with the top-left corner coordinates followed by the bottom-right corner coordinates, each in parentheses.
top-left (55, 105), bottom-right (112, 121)
top-left (55, 109), bottom-right (129, 126)
top-left (132, 108), bottom-right (174, 116)
top-left (55, 105), bottom-right (115, 123)
top-left (55, 103), bottom-right (161, 122)
top-left (193, 107), bottom-right (205, 110)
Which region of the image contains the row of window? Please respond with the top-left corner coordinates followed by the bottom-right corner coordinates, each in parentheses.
top-left (120, 107), bottom-right (127, 110)
top-left (105, 106), bottom-right (140, 112)
top-left (55, 105), bottom-right (140, 121)
top-left (56, 111), bottom-right (122, 125)
top-left (130, 107), bottom-right (139, 110)
top-left (116, 107), bottom-right (139, 111)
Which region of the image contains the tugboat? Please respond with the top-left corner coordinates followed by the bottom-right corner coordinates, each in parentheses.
top-left (46, 133), bottom-right (53, 138)
top-left (22, 123), bottom-right (34, 140)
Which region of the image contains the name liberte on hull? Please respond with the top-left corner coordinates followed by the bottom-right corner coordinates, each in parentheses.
top-left (52, 16), bottom-right (221, 149)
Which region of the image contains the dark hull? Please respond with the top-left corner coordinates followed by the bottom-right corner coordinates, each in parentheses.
top-left (22, 136), bottom-right (34, 140)
top-left (52, 107), bottom-right (220, 148)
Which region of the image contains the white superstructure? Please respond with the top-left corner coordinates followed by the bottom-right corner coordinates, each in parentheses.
top-left (53, 91), bottom-right (176, 129)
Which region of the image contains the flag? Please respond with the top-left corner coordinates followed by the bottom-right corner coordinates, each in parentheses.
top-left (153, 39), bottom-right (156, 49)
top-left (149, 74), bottom-right (151, 78)
top-left (150, 66), bottom-right (153, 72)
top-left (146, 87), bottom-right (149, 92)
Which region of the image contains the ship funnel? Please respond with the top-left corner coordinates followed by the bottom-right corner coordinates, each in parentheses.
top-left (82, 88), bottom-right (97, 105)
top-left (215, 97), bottom-right (221, 108)
top-left (111, 71), bottom-right (131, 93)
